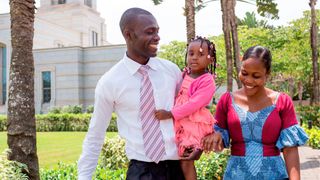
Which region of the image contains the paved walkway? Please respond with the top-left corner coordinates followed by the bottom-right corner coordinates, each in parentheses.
top-left (299, 146), bottom-right (320, 180)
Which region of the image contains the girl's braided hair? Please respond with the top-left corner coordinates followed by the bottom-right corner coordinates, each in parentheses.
top-left (185, 36), bottom-right (217, 75)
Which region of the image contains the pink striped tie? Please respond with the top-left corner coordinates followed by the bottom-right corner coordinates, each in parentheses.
top-left (138, 65), bottom-right (165, 163)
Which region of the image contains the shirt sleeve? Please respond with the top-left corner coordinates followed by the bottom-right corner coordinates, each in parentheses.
top-left (171, 75), bottom-right (215, 120)
top-left (276, 93), bottom-right (309, 149)
top-left (214, 92), bottom-right (230, 147)
top-left (77, 78), bottom-right (114, 180)
top-left (215, 93), bottom-right (229, 129)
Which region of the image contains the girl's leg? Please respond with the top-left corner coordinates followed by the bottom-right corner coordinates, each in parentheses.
top-left (180, 160), bottom-right (196, 180)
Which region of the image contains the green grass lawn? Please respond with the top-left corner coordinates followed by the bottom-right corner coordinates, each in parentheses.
top-left (0, 131), bottom-right (117, 169)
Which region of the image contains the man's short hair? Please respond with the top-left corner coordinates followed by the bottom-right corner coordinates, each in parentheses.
top-left (119, 7), bottom-right (153, 34)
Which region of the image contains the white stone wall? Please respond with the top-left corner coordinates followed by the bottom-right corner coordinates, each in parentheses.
top-left (37, 1), bottom-right (106, 47)
top-left (34, 17), bottom-right (81, 49)
top-left (34, 45), bottom-right (126, 113)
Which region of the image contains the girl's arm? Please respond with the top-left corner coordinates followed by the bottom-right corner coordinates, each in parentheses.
top-left (171, 75), bottom-right (215, 120)
top-left (155, 110), bottom-right (173, 120)
top-left (283, 146), bottom-right (300, 180)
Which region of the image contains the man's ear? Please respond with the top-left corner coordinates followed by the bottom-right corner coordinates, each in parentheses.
top-left (123, 28), bottom-right (132, 41)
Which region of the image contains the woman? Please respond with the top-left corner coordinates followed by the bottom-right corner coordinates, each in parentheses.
top-left (211, 45), bottom-right (308, 179)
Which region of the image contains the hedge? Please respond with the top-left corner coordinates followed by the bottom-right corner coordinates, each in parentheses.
top-left (0, 113), bottom-right (118, 132)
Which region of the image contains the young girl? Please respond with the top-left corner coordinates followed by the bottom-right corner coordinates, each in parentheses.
top-left (155, 36), bottom-right (217, 180)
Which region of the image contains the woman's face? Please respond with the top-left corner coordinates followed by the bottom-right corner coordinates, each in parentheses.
top-left (239, 58), bottom-right (269, 96)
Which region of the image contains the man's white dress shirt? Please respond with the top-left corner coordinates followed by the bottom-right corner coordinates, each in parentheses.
top-left (78, 54), bottom-right (182, 179)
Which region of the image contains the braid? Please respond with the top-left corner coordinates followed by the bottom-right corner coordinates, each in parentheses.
top-left (185, 36), bottom-right (217, 75)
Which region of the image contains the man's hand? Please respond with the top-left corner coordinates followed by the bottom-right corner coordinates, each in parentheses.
top-left (155, 110), bottom-right (173, 120)
top-left (201, 132), bottom-right (224, 153)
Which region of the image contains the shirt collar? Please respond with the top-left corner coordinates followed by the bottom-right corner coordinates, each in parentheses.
top-left (123, 53), bottom-right (158, 75)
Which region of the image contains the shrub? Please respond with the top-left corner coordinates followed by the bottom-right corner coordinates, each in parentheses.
top-left (86, 105), bottom-right (94, 113)
top-left (61, 105), bottom-right (83, 114)
top-left (40, 162), bottom-right (127, 180)
top-left (99, 136), bottom-right (129, 170)
top-left (0, 113), bottom-right (118, 132)
top-left (48, 106), bottom-right (62, 114)
top-left (296, 106), bottom-right (320, 128)
top-left (304, 127), bottom-right (320, 149)
top-left (196, 149), bottom-right (230, 179)
top-left (0, 150), bottom-right (29, 180)
top-left (0, 115), bottom-right (6, 131)
top-left (40, 162), bottom-right (77, 180)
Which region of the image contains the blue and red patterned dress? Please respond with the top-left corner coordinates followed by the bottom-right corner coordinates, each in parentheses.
top-left (214, 92), bottom-right (308, 179)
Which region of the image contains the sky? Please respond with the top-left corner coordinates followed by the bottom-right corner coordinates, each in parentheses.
top-left (0, 0), bottom-right (319, 45)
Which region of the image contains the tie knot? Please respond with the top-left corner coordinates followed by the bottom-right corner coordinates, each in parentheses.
top-left (138, 65), bottom-right (150, 76)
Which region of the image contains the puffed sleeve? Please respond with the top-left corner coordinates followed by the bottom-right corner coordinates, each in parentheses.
top-left (214, 92), bottom-right (231, 148)
top-left (275, 93), bottom-right (309, 150)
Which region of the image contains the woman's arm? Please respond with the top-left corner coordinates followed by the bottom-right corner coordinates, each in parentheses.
top-left (283, 146), bottom-right (300, 180)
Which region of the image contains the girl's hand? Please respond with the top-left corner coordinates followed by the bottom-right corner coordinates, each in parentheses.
top-left (155, 110), bottom-right (173, 120)
top-left (201, 132), bottom-right (223, 152)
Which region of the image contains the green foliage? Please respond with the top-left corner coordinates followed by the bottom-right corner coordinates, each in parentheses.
top-left (0, 113), bottom-right (118, 132)
top-left (196, 150), bottom-right (230, 180)
top-left (40, 163), bottom-right (127, 180)
top-left (296, 106), bottom-right (320, 128)
top-left (86, 105), bottom-right (94, 113)
top-left (49, 105), bottom-right (84, 114)
top-left (256, 0), bottom-right (279, 19)
top-left (99, 136), bottom-right (129, 170)
top-left (237, 11), bottom-right (272, 29)
top-left (0, 115), bottom-right (6, 131)
top-left (0, 150), bottom-right (29, 180)
top-left (40, 162), bottom-right (77, 180)
top-left (159, 41), bottom-right (187, 70)
top-left (304, 127), bottom-right (320, 149)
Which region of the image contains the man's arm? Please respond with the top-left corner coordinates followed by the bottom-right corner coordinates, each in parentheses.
top-left (78, 81), bottom-right (113, 180)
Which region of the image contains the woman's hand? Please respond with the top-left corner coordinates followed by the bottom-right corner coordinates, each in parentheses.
top-left (155, 110), bottom-right (173, 120)
top-left (201, 132), bottom-right (224, 153)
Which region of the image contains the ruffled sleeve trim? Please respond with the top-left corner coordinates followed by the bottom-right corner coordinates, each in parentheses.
top-left (276, 124), bottom-right (309, 150)
top-left (214, 125), bottom-right (230, 148)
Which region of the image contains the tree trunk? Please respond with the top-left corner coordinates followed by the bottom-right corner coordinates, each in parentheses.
top-left (298, 81), bottom-right (303, 106)
top-left (310, 0), bottom-right (320, 105)
top-left (8, 0), bottom-right (39, 179)
top-left (221, 0), bottom-right (233, 91)
top-left (230, 0), bottom-right (242, 89)
top-left (288, 77), bottom-right (295, 98)
top-left (185, 0), bottom-right (196, 43)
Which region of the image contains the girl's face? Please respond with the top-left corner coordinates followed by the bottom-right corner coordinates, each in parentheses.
top-left (239, 58), bottom-right (269, 96)
top-left (187, 41), bottom-right (212, 75)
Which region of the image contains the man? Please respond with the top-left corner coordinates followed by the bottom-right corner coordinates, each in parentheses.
top-left (78, 7), bottom-right (184, 179)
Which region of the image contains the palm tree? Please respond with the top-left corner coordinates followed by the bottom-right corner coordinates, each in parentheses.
top-left (185, 0), bottom-right (196, 42)
top-left (7, 0), bottom-right (39, 179)
top-left (219, 0), bottom-right (278, 91)
top-left (309, 0), bottom-right (320, 105)
top-left (237, 11), bottom-right (272, 28)
top-left (152, 0), bottom-right (278, 90)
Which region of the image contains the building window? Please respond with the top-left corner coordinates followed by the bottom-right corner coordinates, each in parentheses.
top-left (84, 0), bottom-right (92, 7)
top-left (52, 0), bottom-right (66, 5)
top-left (1, 47), bottom-right (6, 105)
top-left (42, 71), bottom-right (51, 103)
top-left (92, 31), bottom-right (98, 46)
